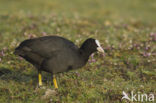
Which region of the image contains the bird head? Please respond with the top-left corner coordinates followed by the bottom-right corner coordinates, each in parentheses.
top-left (80, 38), bottom-right (105, 54)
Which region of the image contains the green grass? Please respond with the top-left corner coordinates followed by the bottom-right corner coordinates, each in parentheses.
top-left (0, 0), bottom-right (156, 102)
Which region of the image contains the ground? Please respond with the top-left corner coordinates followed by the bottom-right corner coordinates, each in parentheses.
top-left (0, 0), bottom-right (156, 103)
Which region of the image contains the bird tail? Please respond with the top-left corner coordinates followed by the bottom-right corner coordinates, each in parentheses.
top-left (14, 46), bottom-right (43, 65)
top-left (14, 47), bottom-right (25, 56)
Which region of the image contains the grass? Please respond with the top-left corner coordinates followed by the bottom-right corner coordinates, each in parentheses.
top-left (0, 0), bottom-right (156, 102)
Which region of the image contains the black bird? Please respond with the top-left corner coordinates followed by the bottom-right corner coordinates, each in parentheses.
top-left (14, 36), bottom-right (104, 88)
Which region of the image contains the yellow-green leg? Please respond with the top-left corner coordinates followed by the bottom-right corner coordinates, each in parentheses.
top-left (38, 71), bottom-right (42, 86)
top-left (53, 75), bottom-right (58, 89)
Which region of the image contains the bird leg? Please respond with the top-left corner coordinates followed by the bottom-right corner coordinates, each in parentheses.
top-left (53, 75), bottom-right (58, 89)
top-left (38, 70), bottom-right (42, 86)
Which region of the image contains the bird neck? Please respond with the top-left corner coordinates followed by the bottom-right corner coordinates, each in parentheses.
top-left (79, 48), bottom-right (93, 62)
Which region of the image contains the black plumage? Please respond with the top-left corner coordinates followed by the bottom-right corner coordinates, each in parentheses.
top-left (14, 36), bottom-right (104, 88)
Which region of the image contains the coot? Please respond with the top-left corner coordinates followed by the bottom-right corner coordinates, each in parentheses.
top-left (14, 36), bottom-right (104, 88)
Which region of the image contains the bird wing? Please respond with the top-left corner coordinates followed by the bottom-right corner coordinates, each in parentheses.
top-left (20, 36), bottom-right (78, 57)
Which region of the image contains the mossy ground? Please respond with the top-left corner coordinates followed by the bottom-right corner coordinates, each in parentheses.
top-left (0, 0), bottom-right (156, 103)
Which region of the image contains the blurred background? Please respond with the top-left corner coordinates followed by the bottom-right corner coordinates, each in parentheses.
top-left (0, 0), bottom-right (156, 103)
top-left (0, 0), bottom-right (156, 21)
top-left (0, 0), bottom-right (156, 46)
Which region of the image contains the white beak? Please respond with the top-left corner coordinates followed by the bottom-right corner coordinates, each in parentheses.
top-left (97, 46), bottom-right (104, 54)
